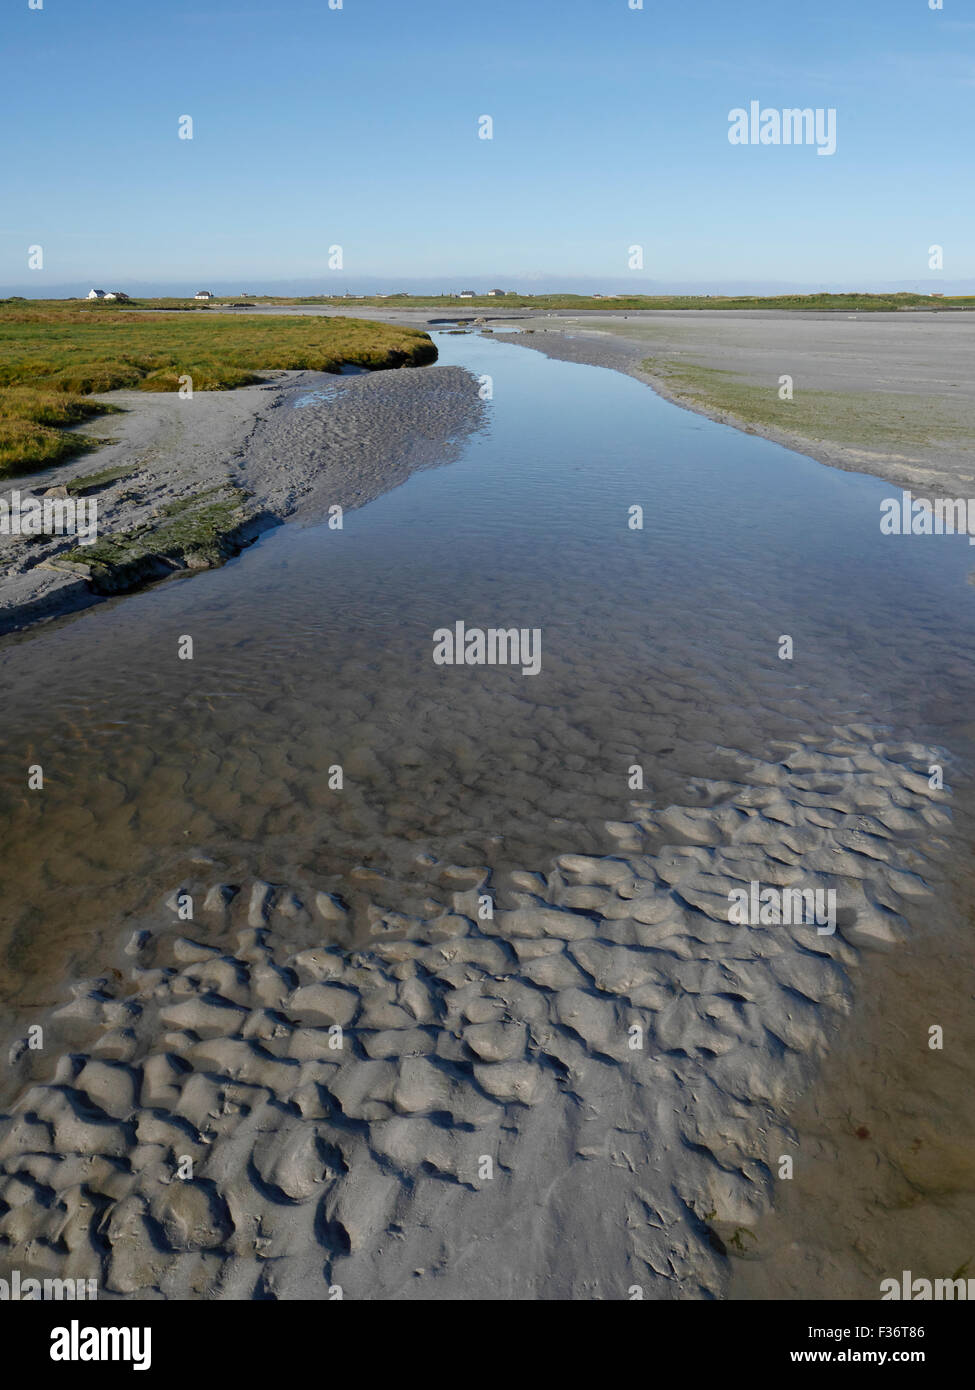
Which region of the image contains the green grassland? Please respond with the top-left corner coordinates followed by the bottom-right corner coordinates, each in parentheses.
top-left (51, 291), bottom-right (968, 313)
top-left (0, 300), bottom-right (437, 476)
top-left (290, 291), bottom-right (975, 313)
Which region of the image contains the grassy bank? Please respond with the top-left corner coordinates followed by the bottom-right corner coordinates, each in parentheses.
top-left (0, 301), bottom-right (437, 476)
top-left (640, 355), bottom-right (975, 458)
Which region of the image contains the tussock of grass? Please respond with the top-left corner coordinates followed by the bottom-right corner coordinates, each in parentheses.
top-left (0, 385), bottom-right (122, 473)
top-left (0, 301), bottom-right (437, 476)
top-left (0, 388), bottom-right (121, 426)
top-left (0, 418), bottom-right (102, 473)
top-left (47, 363), bottom-right (146, 394)
top-left (138, 365), bottom-right (263, 392)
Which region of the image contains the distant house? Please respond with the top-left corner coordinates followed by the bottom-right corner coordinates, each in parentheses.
top-left (459, 290), bottom-right (476, 299)
top-left (486, 288), bottom-right (506, 297)
top-left (104, 291), bottom-right (130, 302)
top-left (87, 289), bottom-right (106, 300)
top-left (931, 292), bottom-right (944, 298)
top-left (194, 290), bottom-right (214, 300)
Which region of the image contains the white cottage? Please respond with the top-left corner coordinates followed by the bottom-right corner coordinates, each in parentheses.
top-left (87, 289), bottom-right (106, 300)
top-left (194, 290), bottom-right (214, 300)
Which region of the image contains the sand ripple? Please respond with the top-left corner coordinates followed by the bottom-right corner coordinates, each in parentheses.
top-left (0, 727), bottom-right (950, 1299)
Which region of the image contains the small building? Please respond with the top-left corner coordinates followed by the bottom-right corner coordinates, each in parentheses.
top-left (486, 288), bottom-right (506, 297)
top-left (459, 290), bottom-right (476, 299)
top-left (104, 291), bottom-right (130, 302)
top-left (194, 290), bottom-right (214, 301)
top-left (87, 289), bottom-right (106, 300)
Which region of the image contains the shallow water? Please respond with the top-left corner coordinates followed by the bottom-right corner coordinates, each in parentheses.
top-left (2, 335), bottom-right (975, 1298)
top-left (2, 331), bottom-right (975, 1004)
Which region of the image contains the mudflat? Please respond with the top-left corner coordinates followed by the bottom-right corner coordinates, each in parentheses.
top-left (239, 303), bottom-right (975, 497)
top-left (0, 362), bottom-right (484, 635)
top-left (483, 309), bottom-right (975, 498)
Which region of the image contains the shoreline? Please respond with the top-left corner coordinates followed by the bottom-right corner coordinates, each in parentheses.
top-left (7, 305), bottom-right (970, 640)
top-left (482, 310), bottom-right (975, 499)
top-left (0, 360), bottom-right (484, 639)
top-left (469, 312), bottom-right (975, 1298)
top-left (216, 304), bottom-right (975, 499)
top-left (1, 322), bottom-right (974, 1298)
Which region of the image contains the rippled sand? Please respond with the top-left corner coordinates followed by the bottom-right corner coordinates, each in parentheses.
top-left (1, 334), bottom-right (973, 1298)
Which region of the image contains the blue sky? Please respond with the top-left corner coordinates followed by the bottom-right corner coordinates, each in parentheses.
top-left (2, 0), bottom-right (972, 293)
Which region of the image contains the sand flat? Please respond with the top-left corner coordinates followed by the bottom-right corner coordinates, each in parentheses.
top-left (2, 332), bottom-right (974, 1299)
top-left (489, 309), bottom-right (975, 498)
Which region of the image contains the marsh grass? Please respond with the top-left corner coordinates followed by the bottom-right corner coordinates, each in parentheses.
top-left (296, 291), bottom-right (975, 312)
top-left (0, 418), bottom-right (103, 472)
top-left (640, 356), bottom-right (975, 454)
top-left (0, 301), bottom-right (437, 475)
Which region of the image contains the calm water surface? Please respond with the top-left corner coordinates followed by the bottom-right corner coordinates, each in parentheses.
top-left (2, 332), bottom-right (974, 1011)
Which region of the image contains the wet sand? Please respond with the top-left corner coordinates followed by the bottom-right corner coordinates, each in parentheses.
top-left (0, 693), bottom-right (959, 1298)
top-left (487, 310), bottom-right (975, 497)
top-left (1, 329), bottom-right (974, 1300)
top-left (484, 313), bottom-right (975, 1298)
top-left (726, 812), bottom-right (975, 1300)
top-left (484, 314), bottom-right (975, 1300)
top-left (7, 306), bottom-right (971, 636)
top-left (257, 303), bottom-right (975, 497)
top-left (0, 362), bottom-right (484, 635)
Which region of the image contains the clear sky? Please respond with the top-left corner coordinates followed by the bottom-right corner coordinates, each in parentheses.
top-left (2, 0), bottom-right (971, 293)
